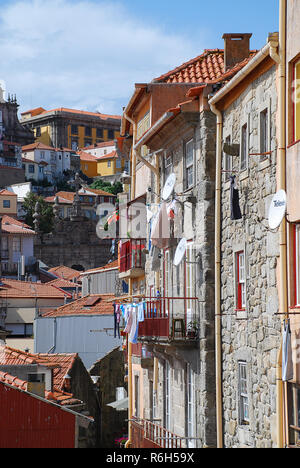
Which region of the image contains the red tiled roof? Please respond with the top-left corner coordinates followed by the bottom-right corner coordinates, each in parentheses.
top-left (0, 189), bottom-right (17, 197)
top-left (0, 278), bottom-right (71, 299)
top-left (47, 277), bottom-right (81, 289)
top-left (43, 294), bottom-right (116, 317)
top-left (84, 140), bottom-right (115, 150)
top-left (22, 142), bottom-right (55, 151)
top-left (42, 107), bottom-right (121, 121)
top-left (96, 150), bottom-right (118, 160)
top-left (44, 195), bottom-right (74, 205)
top-left (21, 107), bottom-right (46, 116)
top-left (153, 49), bottom-right (258, 84)
top-left (0, 346), bottom-right (83, 406)
top-left (48, 265), bottom-right (82, 281)
top-left (80, 187), bottom-right (116, 197)
top-left (1, 215), bottom-right (35, 236)
top-left (78, 150), bottom-right (98, 162)
top-left (81, 259), bottom-right (119, 275)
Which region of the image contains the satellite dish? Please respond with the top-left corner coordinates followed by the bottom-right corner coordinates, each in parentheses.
top-left (162, 173), bottom-right (176, 201)
top-left (268, 189), bottom-right (287, 230)
top-left (173, 238), bottom-right (187, 266)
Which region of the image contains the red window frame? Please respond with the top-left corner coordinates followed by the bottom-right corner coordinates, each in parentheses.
top-left (293, 224), bottom-right (300, 307)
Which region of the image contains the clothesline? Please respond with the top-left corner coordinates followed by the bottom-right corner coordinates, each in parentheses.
top-left (113, 300), bottom-right (146, 343)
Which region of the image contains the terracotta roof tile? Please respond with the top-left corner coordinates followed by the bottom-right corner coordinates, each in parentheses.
top-left (47, 277), bottom-right (81, 289)
top-left (43, 294), bottom-right (116, 317)
top-left (0, 345), bottom-right (79, 394)
top-left (81, 259), bottom-right (119, 275)
top-left (80, 187), bottom-right (116, 197)
top-left (0, 278), bottom-right (71, 299)
top-left (96, 150), bottom-right (118, 160)
top-left (22, 142), bottom-right (55, 151)
top-left (0, 346), bottom-right (75, 391)
top-left (84, 140), bottom-right (115, 150)
top-left (0, 189), bottom-right (17, 197)
top-left (1, 215), bottom-right (36, 235)
top-left (47, 265), bottom-right (81, 281)
top-left (78, 150), bottom-right (98, 162)
top-left (153, 49), bottom-right (257, 85)
top-left (41, 107), bottom-right (121, 121)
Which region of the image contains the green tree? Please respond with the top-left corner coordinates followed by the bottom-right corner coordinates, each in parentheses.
top-left (90, 179), bottom-right (122, 195)
top-left (23, 192), bottom-right (54, 234)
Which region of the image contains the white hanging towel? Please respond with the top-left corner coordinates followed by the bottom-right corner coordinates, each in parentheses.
top-left (282, 320), bottom-right (293, 382)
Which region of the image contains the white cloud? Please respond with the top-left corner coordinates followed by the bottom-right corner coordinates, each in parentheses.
top-left (0, 0), bottom-right (201, 115)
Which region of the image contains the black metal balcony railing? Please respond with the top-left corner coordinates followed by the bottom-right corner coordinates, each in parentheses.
top-left (138, 296), bottom-right (199, 342)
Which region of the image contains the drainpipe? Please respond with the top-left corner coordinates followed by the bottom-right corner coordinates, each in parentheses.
top-left (123, 112), bottom-right (136, 448)
top-left (277, 0), bottom-right (288, 448)
top-left (209, 101), bottom-right (223, 448)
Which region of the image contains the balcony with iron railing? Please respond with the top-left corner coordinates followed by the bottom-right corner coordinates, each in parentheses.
top-left (119, 239), bottom-right (146, 280)
top-left (131, 417), bottom-right (197, 449)
top-left (138, 296), bottom-right (199, 344)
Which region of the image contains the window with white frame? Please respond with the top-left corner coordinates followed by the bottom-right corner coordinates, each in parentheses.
top-left (186, 243), bottom-right (196, 325)
top-left (165, 153), bottom-right (173, 179)
top-left (163, 361), bottom-right (171, 431)
top-left (238, 361), bottom-right (249, 424)
top-left (185, 139), bottom-right (194, 189)
top-left (134, 374), bottom-right (140, 418)
top-left (259, 107), bottom-right (269, 160)
top-left (236, 250), bottom-right (246, 310)
top-left (240, 123), bottom-right (248, 171)
top-left (293, 59), bottom-right (300, 142)
top-left (12, 237), bottom-right (21, 253)
top-left (187, 364), bottom-right (196, 448)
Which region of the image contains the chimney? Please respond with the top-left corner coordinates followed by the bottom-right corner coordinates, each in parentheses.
top-left (222, 33), bottom-right (252, 71)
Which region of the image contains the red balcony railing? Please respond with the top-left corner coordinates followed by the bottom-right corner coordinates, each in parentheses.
top-left (131, 418), bottom-right (188, 448)
top-left (138, 296), bottom-right (199, 341)
top-left (119, 239), bottom-right (146, 274)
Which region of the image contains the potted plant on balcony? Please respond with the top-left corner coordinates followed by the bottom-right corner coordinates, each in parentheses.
top-left (187, 320), bottom-right (199, 339)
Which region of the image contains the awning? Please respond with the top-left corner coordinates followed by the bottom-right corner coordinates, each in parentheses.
top-left (107, 397), bottom-right (128, 411)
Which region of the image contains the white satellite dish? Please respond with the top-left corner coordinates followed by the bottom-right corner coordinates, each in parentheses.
top-left (162, 173), bottom-right (176, 201)
top-left (173, 238), bottom-right (187, 266)
top-left (268, 189), bottom-right (287, 230)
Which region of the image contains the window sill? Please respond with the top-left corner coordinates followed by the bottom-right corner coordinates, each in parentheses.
top-left (239, 169), bottom-right (249, 181)
top-left (236, 309), bottom-right (247, 320)
top-left (257, 157), bottom-right (271, 171)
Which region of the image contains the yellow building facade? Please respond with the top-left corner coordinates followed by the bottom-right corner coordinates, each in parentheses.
top-left (20, 107), bottom-right (121, 151)
top-left (0, 190), bottom-right (17, 217)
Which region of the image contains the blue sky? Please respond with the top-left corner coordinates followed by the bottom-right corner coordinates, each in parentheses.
top-left (0, 0), bottom-right (280, 116)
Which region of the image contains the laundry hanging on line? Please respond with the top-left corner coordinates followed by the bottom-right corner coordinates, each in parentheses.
top-left (230, 175), bottom-right (242, 220)
top-left (117, 301), bottom-right (146, 344)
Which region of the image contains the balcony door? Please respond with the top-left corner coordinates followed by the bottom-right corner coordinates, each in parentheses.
top-left (186, 242), bottom-right (196, 328)
top-left (163, 361), bottom-right (171, 432)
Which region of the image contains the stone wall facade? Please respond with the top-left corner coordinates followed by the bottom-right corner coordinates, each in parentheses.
top-left (139, 107), bottom-right (217, 447)
top-left (220, 65), bottom-right (282, 448)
